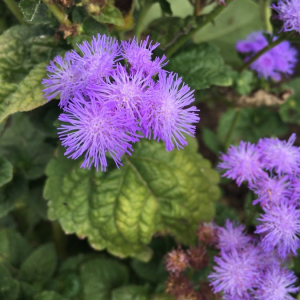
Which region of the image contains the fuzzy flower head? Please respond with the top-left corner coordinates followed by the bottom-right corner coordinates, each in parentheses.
top-left (218, 141), bottom-right (265, 186)
top-left (258, 133), bottom-right (300, 176)
top-left (208, 248), bottom-right (259, 300)
top-left (272, 0), bottom-right (300, 33)
top-left (186, 246), bottom-right (209, 270)
top-left (217, 220), bottom-right (252, 252)
top-left (164, 247), bottom-right (189, 275)
top-left (255, 202), bottom-right (300, 258)
top-left (255, 265), bottom-right (300, 300)
top-left (58, 93), bottom-right (138, 171)
top-left (141, 71), bottom-right (199, 151)
top-left (236, 31), bottom-right (297, 81)
top-left (197, 222), bottom-right (218, 246)
top-left (121, 36), bottom-right (167, 75)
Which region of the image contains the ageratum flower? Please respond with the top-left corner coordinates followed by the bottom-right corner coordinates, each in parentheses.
top-left (217, 220), bottom-right (252, 252)
top-left (272, 0), bottom-right (300, 33)
top-left (218, 141), bottom-right (265, 186)
top-left (58, 93), bottom-right (139, 171)
top-left (121, 36), bottom-right (167, 75)
top-left (255, 265), bottom-right (300, 300)
top-left (258, 134), bottom-right (300, 176)
top-left (255, 202), bottom-right (300, 258)
top-left (236, 31), bottom-right (297, 81)
top-left (141, 71), bottom-right (199, 151)
top-left (208, 248), bottom-right (259, 300)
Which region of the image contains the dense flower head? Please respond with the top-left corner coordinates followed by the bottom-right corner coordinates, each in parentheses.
top-left (141, 71), bottom-right (199, 151)
top-left (218, 141), bottom-right (264, 186)
top-left (236, 31), bottom-right (297, 81)
top-left (255, 202), bottom-right (300, 258)
top-left (272, 0), bottom-right (300, 33)
top-left (255, 265), bottom-right (300, 300)
top-left (43, 34), bottom-right (199, 172)
top-left (164, 247), bottom-right (189, 275)
top-left (216, 220), bottom-right (251, 252)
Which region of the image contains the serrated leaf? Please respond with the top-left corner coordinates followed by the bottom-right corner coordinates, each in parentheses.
top-left (80, 258), bottom-right (129, 300)
top-left (44, 139), bottom-right (220, 260)
top-left (20, 243), bottom-right (57, 286)
top-left (92, 4), bottom-right (124, 26)
top-left (112, 285), bottom-right (149, 300)
top-left (0, 263), bottom-right (20, 300)
top-left (0, 62), bottom-right (47, 123)
top-left (0, 156), bottom-right (13, 187)
top-left (19, 0), bottom-right (41, 22)
top-left (0, 114), bottom-right (54, 179)
top-left (166, 43), bottom-right (232, 90)
top-left (33, 291), bottom-right (67, 300)
top-left (0, 228), bottom-right (32, 267)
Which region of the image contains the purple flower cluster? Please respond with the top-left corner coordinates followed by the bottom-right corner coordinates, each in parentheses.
top-left (210, 135), bottom-right (300, 299)
top-left (272, 0), bottom-right (300, 33)
top-left (42, 35), bottom-right (199, 171)
top-left (236, 31), bottom-right (297, 81)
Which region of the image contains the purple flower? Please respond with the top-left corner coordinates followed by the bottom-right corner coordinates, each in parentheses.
top-left (252, 176), bottom-right (290, 206)
top-left (42, 52), bottom-right (82, 107)
top-left (258, 134), bottom-right (300, 176)
top-left (217, 220), bottom-right (252, 252)
top-left (272, 0), bottom-right (300, 33)
top-left (288, 176), bottom-right (300, 205)
top-left (218, 141), bottom-right (265, 186)
top-left (208, 248), bottom-right (259, 300)
top-left (121, 36), bottom-right (167, 75)
top-left (140, 71), bottom-right (199, 151)
top-left (236, 31), bottom-right (297, 81)
top-left (255, 202), bottom-right (300, 258)
top-left (58, 93), bottom-right (139, 171)
top-left (75, 34), bottom-right (119, 85)
top-left (255, 265), bottom-right (300, 300)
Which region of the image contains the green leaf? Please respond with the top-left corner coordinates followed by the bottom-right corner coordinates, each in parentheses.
top-left (155, 0), bottom-right (172, 15)
top-left (112, 285), bottom-right (149, 300)
top-left (19, 0), bottom-right (41, 22)
top-left (91, 4), bottom-right (124, 26)
top-left (201, 127), bottom-right (221, 155)
top-left (0, 62), bottom-right (47, 123)
top-left (279, 78), bottom-right (300, 126)
top-left (166, 43), bottom-right (232, 90)
top-left (0, 156), bottom-right (13, 188)
top-left (20, 243), bottom-right (57, 286)
top-left (33, 291), bottom-right (67, 300)
top-left (0, 228), bottom-right (32, 267)
top-left (0, 114), bottom-right (54, 179)
top-left (195, 0), bottom-right (263, 64)
top-left (44, 139), bottom-right (220, 260)
top-left (0, 263), bottom-right (20, 300)
top-left (215, 203), bottom-right (240, 226)
top-left (80, 258), bottom-right (129, 300)
top-left (218, 107), bottom-right (288, 144)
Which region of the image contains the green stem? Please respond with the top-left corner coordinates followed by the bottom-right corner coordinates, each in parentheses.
top-left (41, 0), bottom-right (72, 26)
top-left (134, 0), bottom-right (153, 39)
top-left (239, 35), bottom-right (286, 72)
top-left (3, 0), bottom-right (27, 24)
top-left (223, 109), bottom-right (241, 150)
top-left (165, 0), bottom-right (233, 58)
top-left (259, 0), bottom-right (272, 32)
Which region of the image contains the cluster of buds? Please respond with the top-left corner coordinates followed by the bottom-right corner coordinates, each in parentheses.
top-left (164, 222), bottom-right (218, 300)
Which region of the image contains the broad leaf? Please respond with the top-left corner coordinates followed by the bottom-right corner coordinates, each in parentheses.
top-left (91, 4), bottom-right (124, 26)
top-left (112, 285), bottom-right (149, 300)
top-left (19, 0), bottom-right (41, 22)
top-left (166, 43), bottom-right (232, 90)
top-left (80, 258), bottom-right (129, 300)
top-left (44, 138), bottom-right (220, 260)
top-left (0, 263), bottom-right (19, 300)
top-left (0, 156), bottom-right (13, 188)
top-left (0, 228), bottom-right (32, 267)
top-left (33, 291), bottom-right (67, 300)
top-left (20, 243), bottom-right (57, 286)
top-left (0, 62), bottom-right (47, 123)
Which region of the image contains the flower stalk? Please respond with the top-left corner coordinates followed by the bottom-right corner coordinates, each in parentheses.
top-left (3, 0), bottom-right (27, 25)
top-left (41, 0), bottom-right (72, 26)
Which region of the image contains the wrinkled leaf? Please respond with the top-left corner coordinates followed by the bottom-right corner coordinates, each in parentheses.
top-left (0, 263), bottom-right (20, 300)
top-left (0, 228), bottom-right (32, 267)
top-left (19, 0), bottom-right (41, 22)
top-left (112, 285), bottom-right (149, 300)
top-left (44, 139), bottom-right (220, 260)
top-left (20, 243), bottom-right (57, 286)
top-left (91, 4), bottom-right (124, 26)
top-left (0, 156), bottom-right (13, 188)
top-left (166, 43), bottom-right (232, 90)
top-left (80, 258), bottom-right (129, 300)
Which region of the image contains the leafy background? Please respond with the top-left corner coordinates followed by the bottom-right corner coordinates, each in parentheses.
top-left (1, 0), bottom-right (300, 299)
